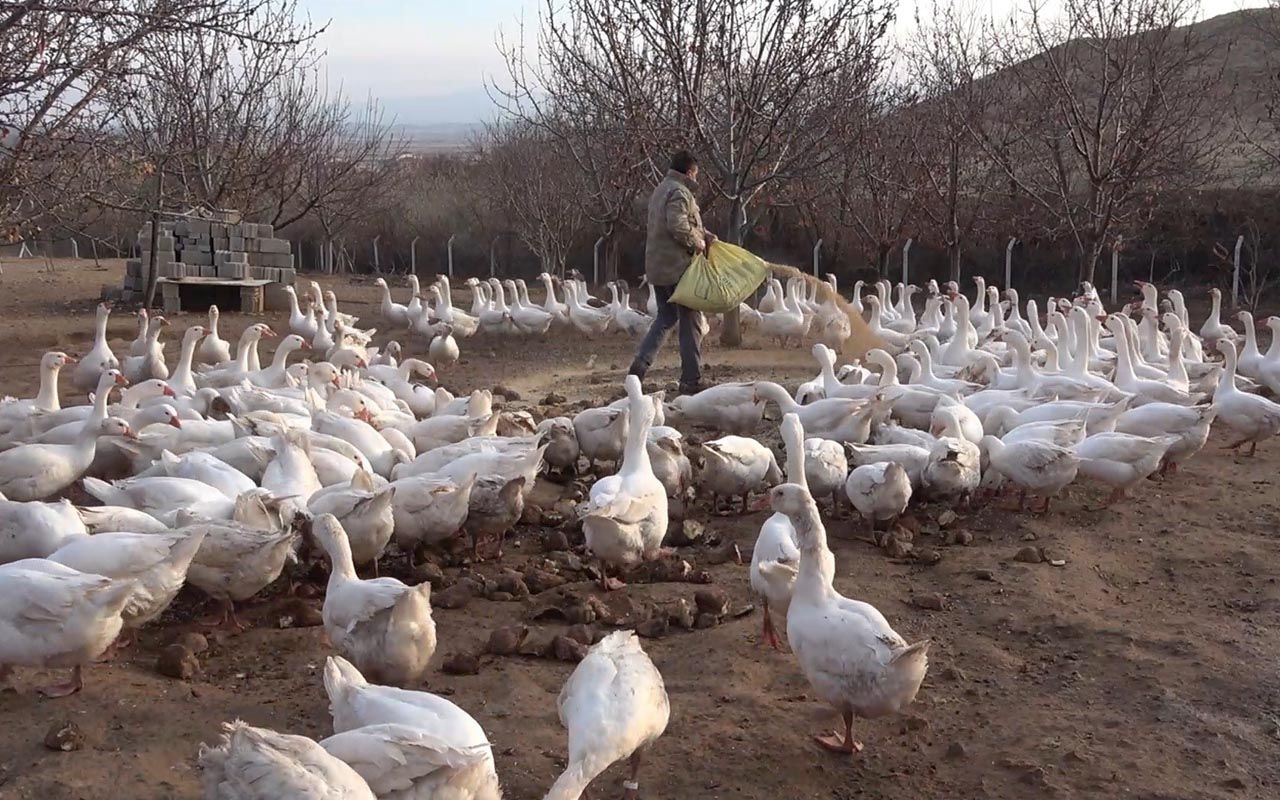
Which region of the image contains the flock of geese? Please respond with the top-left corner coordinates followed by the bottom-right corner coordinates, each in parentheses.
top-left (0, 270), bottom-right (1275, 799)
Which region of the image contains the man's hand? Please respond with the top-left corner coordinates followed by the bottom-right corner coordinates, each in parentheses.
top-left (704, 231), bottom-right (718, 246)
top-left (694, 237), bottom-right (707, 254)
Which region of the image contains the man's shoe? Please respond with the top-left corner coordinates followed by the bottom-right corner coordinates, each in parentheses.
top-left (678, 381), bottom-right (706, 396)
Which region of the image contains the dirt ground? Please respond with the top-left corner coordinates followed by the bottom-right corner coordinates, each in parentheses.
top-left (0, 258), bottom-right (1277, 800)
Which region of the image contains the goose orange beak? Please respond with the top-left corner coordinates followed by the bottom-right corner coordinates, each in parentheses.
top-left (162, 385), bottom-right (176, 396)
top-left (168, 416), bottom-right (183, 429)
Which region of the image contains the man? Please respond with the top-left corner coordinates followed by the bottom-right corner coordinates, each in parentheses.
top-left (628, 149), bottom-right (715, 395)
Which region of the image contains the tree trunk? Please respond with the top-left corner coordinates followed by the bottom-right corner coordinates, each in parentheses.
top-left (947, 137), bottom-right (961, 284)
top-left (877, 242), bottom-right (891, 276)
top-left (719, 196), bottom-right (746, 347)
top-left (1078, 238), bottom-right (1103, 286)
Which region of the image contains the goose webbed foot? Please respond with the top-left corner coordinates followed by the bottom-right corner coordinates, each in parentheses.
top-left (37, 666), bottom-right (84, 699)
top-left (201, 600), bottom-right (247, 633)
top-left (813, 711), bottom-right (862, 755)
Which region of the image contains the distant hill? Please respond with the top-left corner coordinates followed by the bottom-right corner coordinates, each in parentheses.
top-left (391, 122), bottom-right (480, 154)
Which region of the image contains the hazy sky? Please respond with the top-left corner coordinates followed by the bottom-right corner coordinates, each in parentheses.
top-left (308, 0), bottom-right (1259, 118)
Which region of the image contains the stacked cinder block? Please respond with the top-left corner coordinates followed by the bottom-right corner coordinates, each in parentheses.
top-left (121, 212), bottom-right (296, 303)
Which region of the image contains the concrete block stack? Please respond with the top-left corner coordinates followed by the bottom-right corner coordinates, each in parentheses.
top-left (121, 211), bottom-right (296, 303)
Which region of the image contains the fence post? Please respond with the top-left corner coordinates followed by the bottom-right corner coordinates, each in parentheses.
top-left (447, 234), bottom-right (456, 278)
top-left (1233, 234), bottom-right (1245, 307)
top-left (812, 238), bottom-right (823, 277)
top-left (372, 235), bottom-right (381, 274)
top-left (70, 238), bottom-right (79, 259)
top-left (1005, 237), bottom-right (1017, 290)
top-left (1110, 239), bottom-right (1122, 306)
top-left (410, 236), bottom-right (420, 274)
top-left (489, 236), bottom-right (499, 279)
top-left (901, 238), bottom-right (913, 286)
top-left (593, 236), bottom-right (605, 285)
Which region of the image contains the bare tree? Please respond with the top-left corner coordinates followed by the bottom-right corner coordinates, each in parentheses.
top-left (971, 0), bottom-right (1222, 285)
top-left (492, 23), bottom-right (653, 281)
top-left (1233, 4), bottom-right (1280, 180)
top-left (475, 120), bottom-right (586, 277)
top-left (796, 79), bottom-right (920, 276)
top-left (903, 1), bottom-right (1004, 283)
top-left (0, 0), bottom-right (310, 240)
top-left (106, 7), bottom-right (404, 233)
top-left (492, 0), bottom-right (894, 344)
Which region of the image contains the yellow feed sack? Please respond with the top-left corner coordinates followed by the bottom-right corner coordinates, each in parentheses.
top-left (671, 241), bottom-right (884, 360)
top-left (671, 242), bottom-right (770, 313)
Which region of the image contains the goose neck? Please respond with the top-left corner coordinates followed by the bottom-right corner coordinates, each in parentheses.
top-left (1110, 321), bottom-right (1137, 381)
top-left (620, 392), bottom-right (653, 477)
top-left (36, 362), bottom-right (62, 410)
top-left (271, 340), bottom-right (295, 369)
top-left (756, 381), bottom-right (798, 413)
top-left (321, 528), bottom-right (358, 581)
top-left (89, 379), bottom-right (113, 420)
top-left (1243, 316), bottom-right (1259, 356)
top-left (94, 307), bottom-right (110, 342)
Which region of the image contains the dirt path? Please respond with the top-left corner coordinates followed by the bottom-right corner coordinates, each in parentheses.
top-left (0, 259), bottom-right (1275, 799)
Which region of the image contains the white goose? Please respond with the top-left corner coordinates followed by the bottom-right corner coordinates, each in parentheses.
top-left (166, 324), bottom-right (206, 397)
top-left (564, 281), bottom-right (614, 337)
top-left (179, 501), bottom-right (301, 631)
top-left (0, 417), bottom-right (134, 501)
top-left (323, 655), bottom-right (501, 800)
top-left (1106, 315), bottom-right (1202, 406)
top-left (71, 302), bottom-right (120, 392)
top-left (0, 496), bottom-right (88, 564)
top-left (311, 514), bottom-right (435, 689)
top-left (428, 285), bottom-right (480, 338)
top-left (389, 474), bottom-right (476, 565)
top-left (198, 720), bottom-right (375, 799)
top-left (546, 631), bottom-right (669, 800)
top-left (505, 278), bottom-right (554, 334)
top-left (753, 380), bottom-right (883, 444)
top-left (580, 375), bottom-right (668, 590)
top-left (0, 559), bottom-right (136, 696)
top-left (123, 314), bottom-right (170, 383)
top-left (1072, 431), bottom-right (1175, 506)
top-left (429, 326), bottom-right (460, 367)
top-left (773, 481), bottom-right (930, 754)
top-left (307, 471), bottom-right (396, 569)
top-left (696, 435), bottom-right (782, 514)
top-left (844, 461), bottom-right (912, 531)
top-left (127, 308), bottom-right (150, 357)
top-left (196, 305), bottom-right (233, 366)
top-left (285, 285), bottom-right (321, 340)
top-left (1199, 287), bottom-right (1239, 347)
top-left (759, 279), bottom-right (808, 347)
top-left (535, 273), bottom-right (570, 325)
top-left (246, 334), bottom-right (310, 389)
top-left (48, 529), bottom-right (206, 634)
top-left (1256, 316), bottom-right (1280, 394)
top-left (198, 324), bottom-right (276, 387)
top-left (24, 369), bottom-right (128, 446)
top-left (750, 413), bottom-right (822, 650)
top-left (663, 382), bottom-right (765, 435)
top-left (981, 435), bottom-right (1080, 513)
top-left (0, 351), bottom-right (73, 438)
top-left (1213, 339), bottom-right (1280, 456)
